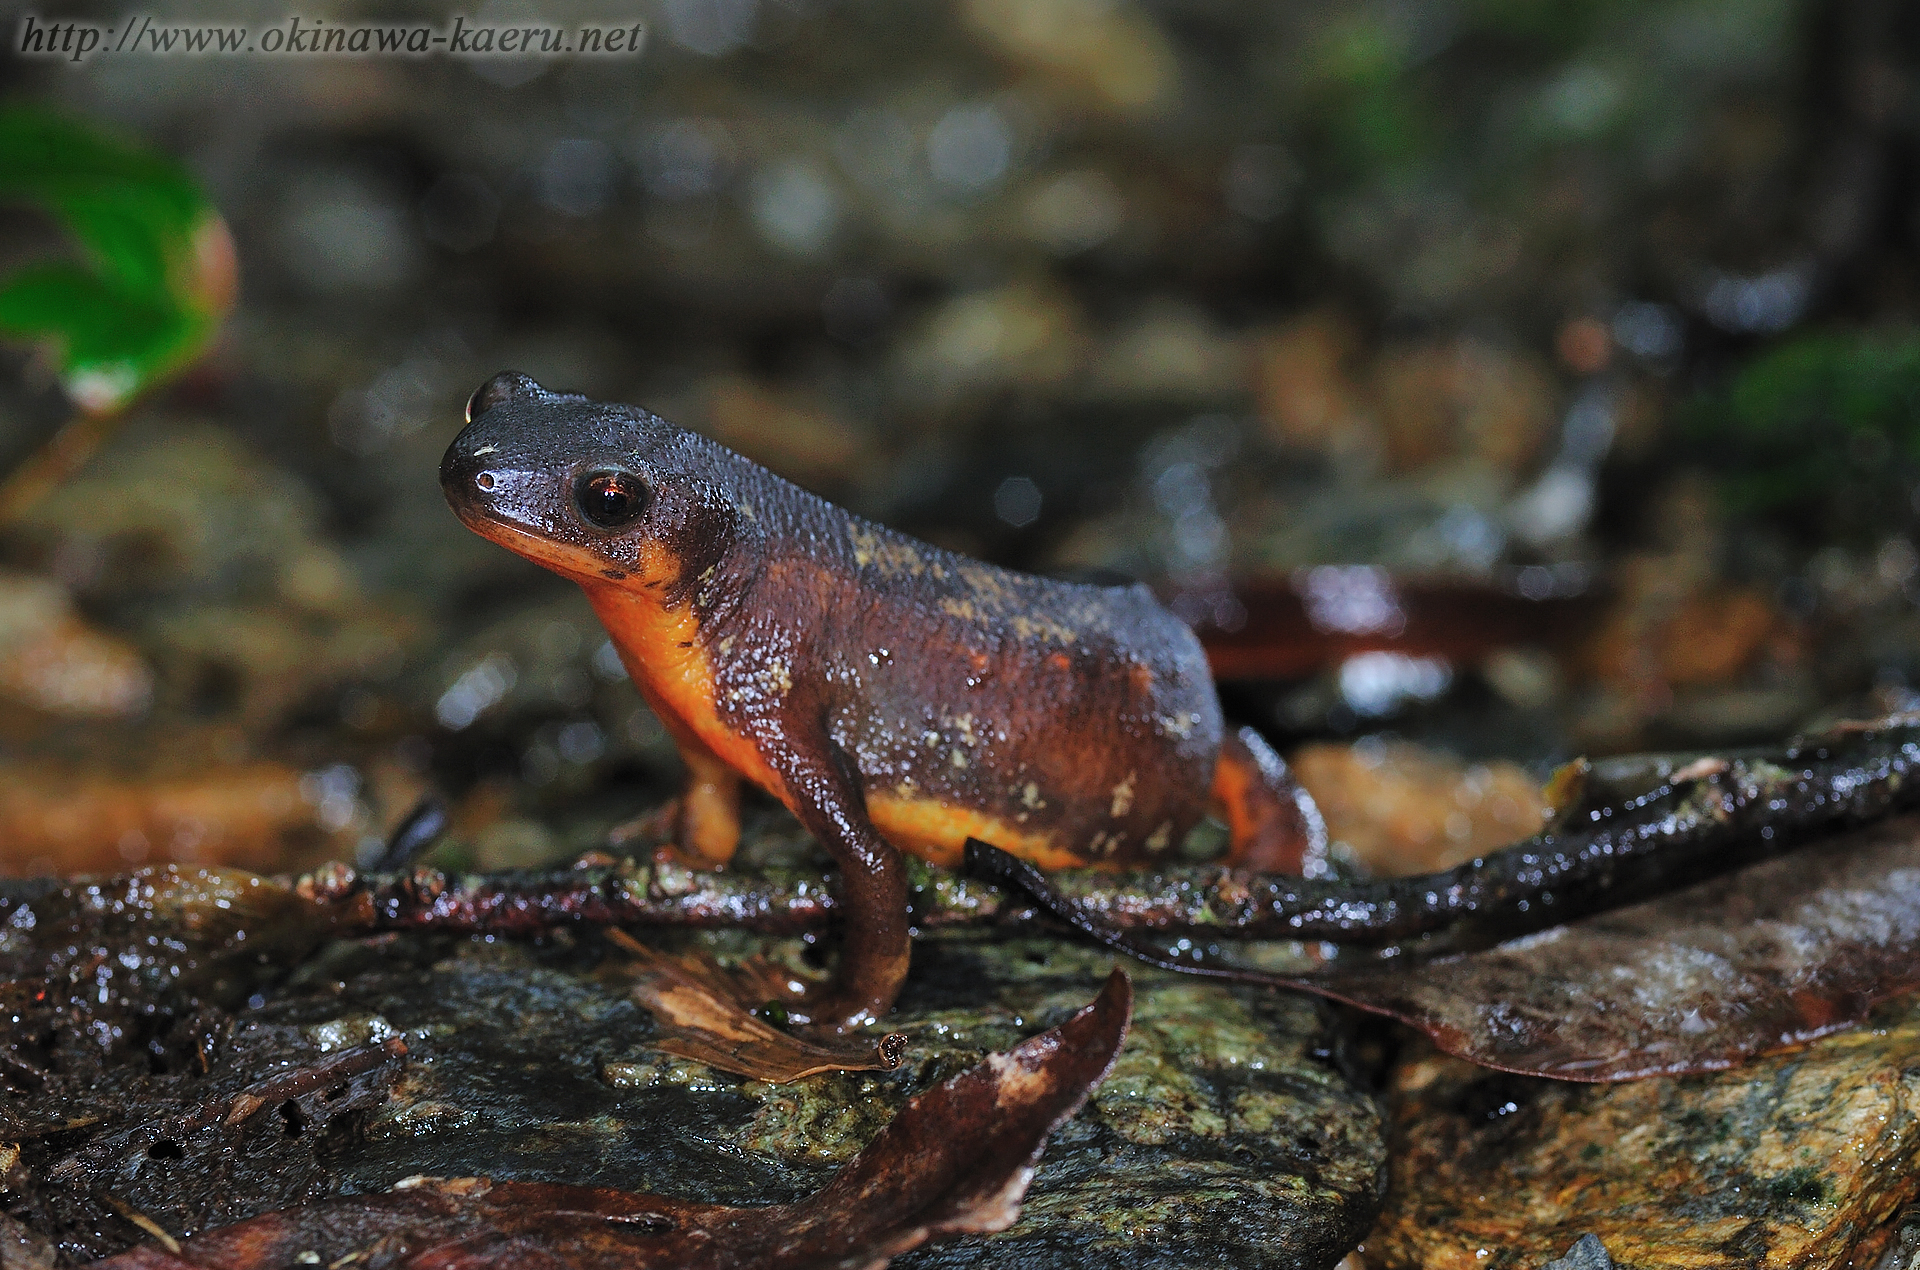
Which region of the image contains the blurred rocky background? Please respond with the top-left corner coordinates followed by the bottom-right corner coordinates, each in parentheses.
top-left (2, 0), bottom-right (1920, 880)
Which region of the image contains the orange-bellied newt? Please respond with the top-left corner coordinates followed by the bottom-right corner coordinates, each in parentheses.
top-left (440, 371), bottom-right (1319, 1031)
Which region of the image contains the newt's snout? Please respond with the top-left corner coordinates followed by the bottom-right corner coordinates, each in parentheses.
top-left (439, 370), bottom-right (568, 536)
top-left (437, 432), bottom-right (533, 540)
top-left (437, 439), bottom-right (489, 516)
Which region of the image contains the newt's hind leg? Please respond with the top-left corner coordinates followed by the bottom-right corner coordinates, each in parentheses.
top-left (1211, 726), bottom-right (1326, 874)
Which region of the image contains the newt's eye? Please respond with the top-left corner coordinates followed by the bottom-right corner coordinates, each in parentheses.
top-left (575, 470), bottom-right (650, 530)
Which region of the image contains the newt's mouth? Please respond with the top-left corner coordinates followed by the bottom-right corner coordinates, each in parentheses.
top-left (464, 512), bottom-right (605, 579)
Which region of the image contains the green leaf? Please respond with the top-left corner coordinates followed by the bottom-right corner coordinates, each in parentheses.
top-left (0, 103), bottom-right (232, 414)
top-left (0, 263), bottom-right (174, 362)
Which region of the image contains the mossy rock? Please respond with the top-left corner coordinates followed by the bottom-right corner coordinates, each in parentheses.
top-left (284, 927), bottom-right (1385, 1269)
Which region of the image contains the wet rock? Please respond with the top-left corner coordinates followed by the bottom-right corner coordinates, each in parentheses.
top-left (143, 602), bottom-right (411, 732)
top-left (15, 419), bottom-right (332, 600)
top-left (1020, 169), bottom-right (1128, 254)
top-left (0, 1213), bottom-right (55, 1270)
top-left (1873, 1212), bottom-right (1920, 1270)
top-left (0, 570), bottom-right (151, 718)
top-left (1356, 996), bottom-right (1920, 1268)
top-left (1541, 1234), bottom-right (1615, 1270)
top-left (1083, 301), bottom-right (1250, 404)
top-left (893, 281), bottom-right (1091, 409)
top-left (310, 932), bottom-right (1385, 1270)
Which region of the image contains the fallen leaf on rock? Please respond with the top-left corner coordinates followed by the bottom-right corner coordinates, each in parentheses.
top-left (1309, 811), bottom-right (1920, 1079)
top-left (91, 970), bottom-right (1133, 1270)
top-left (604, 928), bottom-right (907, 1081)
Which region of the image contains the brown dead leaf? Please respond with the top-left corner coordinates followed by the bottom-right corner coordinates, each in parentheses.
top-left (606, 929), bottom-right (907, 1081)
top-left (1309, 811), bottom-right (1920, 1079)
top-left (89, 970), bottom-right (1133, 1270)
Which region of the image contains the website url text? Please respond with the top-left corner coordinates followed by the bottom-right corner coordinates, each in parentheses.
top-left (17, 13), bottom-right (647, 64)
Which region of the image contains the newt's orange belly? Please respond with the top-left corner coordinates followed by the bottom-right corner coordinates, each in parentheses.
top-left (865, 793), bottom-right (1091, 871)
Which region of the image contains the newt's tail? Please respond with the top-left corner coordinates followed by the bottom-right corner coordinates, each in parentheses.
top-left (1210, 725), bottom-right (1327, 874)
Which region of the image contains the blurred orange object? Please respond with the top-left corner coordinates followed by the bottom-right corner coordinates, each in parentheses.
top-left (1289, 740), bottom-right (1549, 877)
top-left (0, 760), bottom-right (360, 878)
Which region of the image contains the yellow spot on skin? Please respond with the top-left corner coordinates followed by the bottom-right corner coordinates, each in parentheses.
top-left (1021, 782), bottom-right (1045, 810)
top-left (1009, 614), bottom-right (1077, 644)
top-left (950, 747), bottom-right (970, 769)
top-left (958, 564), bottom-right (1007, 598)
top-left (735, 501), bottom-right (757, 520)
top-left (849, 526), bottom-right (926, 577)
top-left (1145, 821), bottom-right (1173, 852)
top-left (1110, 772), bottom-right (1136, 818)
top-left (717, 636), bottom-right (735, 657)
top-left (764, 659), bottom-right (793, 694)
top-left (941, 597), bottom-right (981, 622)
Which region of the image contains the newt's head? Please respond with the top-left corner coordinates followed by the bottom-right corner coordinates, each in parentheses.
top-left (441, 371), bottom-right (738, 590)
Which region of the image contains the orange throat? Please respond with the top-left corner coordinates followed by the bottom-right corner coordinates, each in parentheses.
top-left (580, 578), bottom-right (784, 800)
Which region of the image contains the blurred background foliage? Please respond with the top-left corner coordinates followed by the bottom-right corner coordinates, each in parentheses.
top-left (2, 0), bottom-right (1919, 879)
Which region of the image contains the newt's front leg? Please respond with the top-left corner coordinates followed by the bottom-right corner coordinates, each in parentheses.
top-left (769, 739), bottom-right (911, 1032)
top-left (673, 743), bottom-right (744, 867)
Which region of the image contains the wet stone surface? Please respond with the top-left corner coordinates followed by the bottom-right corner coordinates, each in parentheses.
top-left (263, 929), bottom-right (1384, 1270)
top-left (1359, 995), bottom-right (1920, 1269)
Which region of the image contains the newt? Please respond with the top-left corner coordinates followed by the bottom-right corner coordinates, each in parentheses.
top-left (440, 371), bottom-right (1319, 1030)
